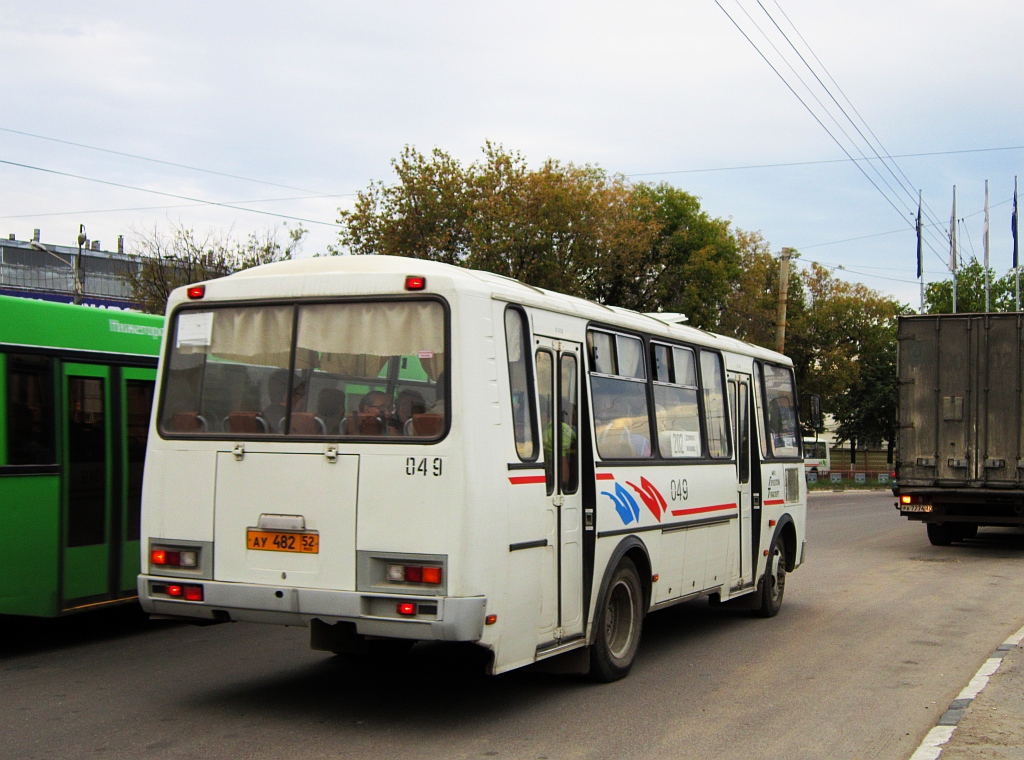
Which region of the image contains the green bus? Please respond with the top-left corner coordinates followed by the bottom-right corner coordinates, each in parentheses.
top-left (0, 295), bottom-right (163, 617)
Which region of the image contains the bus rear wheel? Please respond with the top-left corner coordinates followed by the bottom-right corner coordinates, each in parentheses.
top-left (590, 558), bottom-right (643, 682)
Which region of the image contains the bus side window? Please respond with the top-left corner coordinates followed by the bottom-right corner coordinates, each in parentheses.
top-left (589, 331), bottom-right (652, 460)
top-left (5, 353), bottom-right (56, 465)
top-left (699, 350), bottom-right (731, 459)
top-left (536, 349), bottom-right (556, 495)
top-left (762, 364), bottom-right (800, 458)
top-left (504, 307), bottom-right (538, 461)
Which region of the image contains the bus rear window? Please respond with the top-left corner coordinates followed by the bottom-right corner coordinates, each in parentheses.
top-left (159, 300), bottom-right (446, 439)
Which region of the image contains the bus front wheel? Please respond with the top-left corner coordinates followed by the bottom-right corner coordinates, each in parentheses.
top-left (590, 558), bottom-right (644, 682)
top-left (756, 538), bottom-right (787, 618)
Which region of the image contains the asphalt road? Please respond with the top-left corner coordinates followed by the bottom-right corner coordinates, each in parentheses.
top-left (3, 491), bottom-right (1024, 760)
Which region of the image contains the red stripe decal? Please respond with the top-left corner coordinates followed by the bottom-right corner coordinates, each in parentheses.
top-left (763, 499), bottom-right (786, 506)
top-left (595, 473), bottom-right (615, 481)
top-left (509, 475), bottom-right (547, 485)
top-left (670, 503), bottom-right (738, 517)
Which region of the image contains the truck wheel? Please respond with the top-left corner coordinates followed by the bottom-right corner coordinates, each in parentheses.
top-left (927, 523), bottom-right (955, 546)
top-left (756, 537), bottom-right (787, 618)
top-left (590, 558), bottom-right (644, 682)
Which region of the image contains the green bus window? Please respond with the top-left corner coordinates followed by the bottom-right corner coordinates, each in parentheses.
top-left (68, 376), bottom-right (107, 547)
top-left (6, 354), bottom-right (56, 465)
top-left (504, 307), bottom-right (537, 460)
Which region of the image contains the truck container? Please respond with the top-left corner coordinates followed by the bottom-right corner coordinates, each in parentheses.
top-left (895, 313), bottom-right (1024, 545)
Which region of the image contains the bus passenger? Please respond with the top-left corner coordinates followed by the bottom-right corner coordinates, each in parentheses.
top-left (396, 389), bottom-right (427, 434)
top-left (316, 388), bottom-right (345, 435)
top-left (355, 390), bottom-right (401, 435)
top-left (263, 370), bottom-right (307, 433)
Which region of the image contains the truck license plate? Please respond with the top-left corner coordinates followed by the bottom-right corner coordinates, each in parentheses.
top-left (901, 504), bottom-right (932, 513)
top-left (246, 529), bottom-right (319, 553)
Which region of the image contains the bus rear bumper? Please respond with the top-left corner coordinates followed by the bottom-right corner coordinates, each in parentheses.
top-left (138, 575), bottom-right (487, 642)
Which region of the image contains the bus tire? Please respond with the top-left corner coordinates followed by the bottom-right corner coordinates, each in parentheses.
top-left (927, 523), bottom-right (955, 546)
top-left (590, 558), bottom-right (643, 682)
top-left (755, 537), bottom-right (786, 618)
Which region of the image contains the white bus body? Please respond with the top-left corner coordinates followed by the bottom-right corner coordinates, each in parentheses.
top-left (803, 439), bottom-right (829, 475)
top-left (139, 256), bottom-right (807, 680)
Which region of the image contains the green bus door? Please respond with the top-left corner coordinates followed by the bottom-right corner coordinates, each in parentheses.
top-left (61, 363), bottom-right (155, 609)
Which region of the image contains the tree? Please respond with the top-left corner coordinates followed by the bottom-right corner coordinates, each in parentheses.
top-left (121, 222), bottom-right (306, 314)
top-left (796, 265), bottom-right (908, 461)
top-left (924, 257), bottom-right (1018, 313)
top-left (333, 144), bottom-right (741, 328)
top-left (336, 142), bottom-right (911, 452)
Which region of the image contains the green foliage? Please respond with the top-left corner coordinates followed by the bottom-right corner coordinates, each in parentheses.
top-left (336, 142), bottom-right (908, 448)
top-left (924, 257), bottom-right (1020, 313)
top-left (334, 144), bottom-right (739, 330)
top-left (121, 222), bottom-right (306, 314)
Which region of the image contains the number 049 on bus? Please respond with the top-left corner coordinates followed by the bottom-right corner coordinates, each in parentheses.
top-left (246, 529), bottom-right (319, 554)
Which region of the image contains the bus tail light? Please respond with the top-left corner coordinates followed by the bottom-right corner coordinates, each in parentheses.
top-left (386, 563), bottom-right (442, 585)
top-left (404, 276), bottom-right (426, 291)
top-left (151, 548), bottom-right (198, 568)
top-left (187, 285), bottom-right (205, 299)
top-left (154, 583), bottom-right (203, 601)
top-left (397, 603), bottom-right (417, 616)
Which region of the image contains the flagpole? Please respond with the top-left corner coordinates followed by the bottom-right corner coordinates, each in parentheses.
top-left (950, 185), bottom-right (958, 314)
top-left (917, 190), bottom-right (924, 312)
top-left (984, 179), bottom-right (991, 312)
top-left (1013, 176), bottom-right (1019, 311)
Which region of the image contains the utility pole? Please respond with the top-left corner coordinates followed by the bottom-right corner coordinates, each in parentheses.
top-left (775, 247), bottom-right (793, 354)
top-left (75, 224), bottom-right (86, 305)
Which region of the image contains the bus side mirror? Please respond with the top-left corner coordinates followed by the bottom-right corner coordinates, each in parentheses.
top-left (802, 394), bottom-right (822, 432)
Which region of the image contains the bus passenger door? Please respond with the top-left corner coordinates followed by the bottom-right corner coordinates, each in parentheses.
top-left (535, 338), bottom-right (584, 647)
top-left (119, 369), bottom-right (156, 594)
top-left (728, 374), bottom-right (754, 589)
top-left (61, 363), bottom-right (114, 606)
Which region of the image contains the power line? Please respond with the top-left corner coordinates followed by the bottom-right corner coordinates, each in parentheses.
top-left (0, 193), bottom-right (344, 221)
top-left (713, 0), bottom-right (953, 268)
top-left (711, 0), bottom-right (909, 226)
top-left (751, 1), bottom-right (951, 262)
top-left (0, 125), bottom-right (343, 197)
top-left (625, 145), bottom-right (1024, 177)
top-left (0, 157), bottom-right (342, 228)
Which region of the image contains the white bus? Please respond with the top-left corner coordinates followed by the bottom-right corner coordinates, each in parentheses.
top-left (140, 255), bottom-right (808, 681)
top-left (803, 439), bottom-right (830, 476)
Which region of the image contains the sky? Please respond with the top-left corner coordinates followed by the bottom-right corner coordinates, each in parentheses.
top-left (1, 1), bottom-right (1022, 307)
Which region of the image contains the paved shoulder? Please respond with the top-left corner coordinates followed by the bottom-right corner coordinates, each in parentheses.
top-left (913, 625), bottom-right (1024, 759)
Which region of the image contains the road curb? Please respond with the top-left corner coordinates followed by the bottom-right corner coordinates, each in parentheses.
top-left (908, 623), bottom-right (1024, 760)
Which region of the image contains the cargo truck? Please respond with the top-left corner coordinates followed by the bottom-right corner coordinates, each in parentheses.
top-left (895, 313), bottom-right (1024, 545)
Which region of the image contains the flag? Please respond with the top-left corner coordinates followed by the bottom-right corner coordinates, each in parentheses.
top-left (1013, 177), bottom-right (1019, 269)
top-left (949, 185), bottom-right (957, 273)
top-left (916, 195), bottom-right (923, 279)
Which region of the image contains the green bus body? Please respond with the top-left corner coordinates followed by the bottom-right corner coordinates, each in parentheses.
top-left (0, 295), bottom-right (163, 617)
